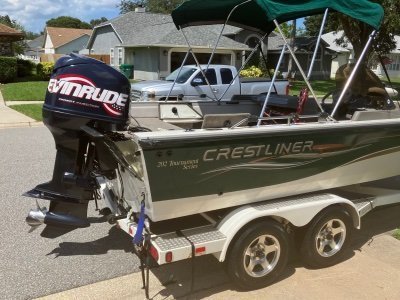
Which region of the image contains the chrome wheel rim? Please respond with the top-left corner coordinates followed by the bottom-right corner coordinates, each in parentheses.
top-left (243, 234), bottom-right (280, 277)
top-left (315, 218), bottom-right (346, 257)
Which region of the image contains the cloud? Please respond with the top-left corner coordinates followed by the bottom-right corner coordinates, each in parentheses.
top-left (2, 0), bottom-right (120, 32)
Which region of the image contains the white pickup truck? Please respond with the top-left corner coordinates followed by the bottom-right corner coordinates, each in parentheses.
top-left (131, 64), bottom-right (290, 101)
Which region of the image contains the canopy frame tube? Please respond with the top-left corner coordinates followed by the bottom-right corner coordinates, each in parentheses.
top-left (180, 27), bottom-right (220, 101)
top-left (206, 0), bottom-right (252, 70)
top-left (273, 20), bottom-right (325, 114)
top-left (218, 32), bottom-right (269, 101)
top-left (165, 49), bottom-right (191, 101)
top-left (257, 44), bottom-right (286, 126)
top-left (307, 8), bottom-right (329, 80)
top-left (330, 30), bottom-right (377, 118)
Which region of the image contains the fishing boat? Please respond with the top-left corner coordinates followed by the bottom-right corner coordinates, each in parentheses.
top-left (123, 0), bottom-right (400, 221)
top-left (27, 0), bottom-right (400, 225)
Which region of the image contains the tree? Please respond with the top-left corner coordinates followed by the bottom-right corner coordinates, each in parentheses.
top-left (46, 16), bottom-right (92, 29)
top-left (118, 0), bottom-right (182, 14)
top-left (304, 1), bottom-right (400, 61)
top-left (90, 17), bottom-right (108, 28)
top-left (0, 15), bottom-right (26, 54)
top-left (274, 22), bottom-right (293, 38)
top-left (24, 31), bottom-right (40, 40)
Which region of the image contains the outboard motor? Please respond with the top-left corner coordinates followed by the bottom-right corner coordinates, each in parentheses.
top-left (26, 54), bottom-right (131, 230)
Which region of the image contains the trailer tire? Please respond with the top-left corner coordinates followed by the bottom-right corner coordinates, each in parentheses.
top-left (300, 206), bottom-right (353, 268)
top-left (226, 220), bottom-right (289, 290)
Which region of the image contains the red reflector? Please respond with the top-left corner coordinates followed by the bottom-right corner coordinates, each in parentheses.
top-left (195, 246), bottom-right (206, 255)
top-left (149, 245), bottom-right (159, 261)
top-left (165, 251), bottom-right (173, 263)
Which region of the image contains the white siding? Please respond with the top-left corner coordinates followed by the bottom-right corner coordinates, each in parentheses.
top-left (44, 35), bottom-right (54, 54)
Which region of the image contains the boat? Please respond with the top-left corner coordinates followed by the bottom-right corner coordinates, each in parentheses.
top-left (26, 0), bottom-right (400, 226)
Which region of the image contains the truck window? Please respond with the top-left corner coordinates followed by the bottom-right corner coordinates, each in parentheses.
top-left (193, 69), bottom-right (217, 85)
top-left (220, 68), bottom-right (233, 84)
top-left (166, 67), bottom-right (198, 83)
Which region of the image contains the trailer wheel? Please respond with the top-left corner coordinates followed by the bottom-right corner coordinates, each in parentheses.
top-left (300, 206), bottom-right (353, 268)
top-left (226, 220), bottom-right (289, 290)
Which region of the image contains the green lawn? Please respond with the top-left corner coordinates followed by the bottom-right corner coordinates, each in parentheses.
top-left (9, 104), bottom-right (43, 121)
top-left (290, 80), bottom-right (336, 96)
top-left (0, 81), bottom-right (48, 101)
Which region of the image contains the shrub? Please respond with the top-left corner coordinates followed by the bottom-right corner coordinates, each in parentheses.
top-left (36, 62), bottom-right (55, 80)
top-left (16, 58), bottom-right (36, 77)
top-left (0, 57), bottom-right (17, 83)
top-left (240, 65), bottom-right (263, 78)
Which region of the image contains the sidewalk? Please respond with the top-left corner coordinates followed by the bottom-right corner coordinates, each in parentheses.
top-left (36, 232), bottom-right (400, 300)
top-left (0, 89), bottom-right (43, 129)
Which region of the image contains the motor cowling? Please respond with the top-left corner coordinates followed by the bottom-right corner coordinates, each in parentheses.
top-left (44, 53), bottom-right (131, 126)
top-left (34, 54), bottom-right (131, 204)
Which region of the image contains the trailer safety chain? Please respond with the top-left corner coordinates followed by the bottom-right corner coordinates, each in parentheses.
top-left (136, 234), bottom-right (151, 300)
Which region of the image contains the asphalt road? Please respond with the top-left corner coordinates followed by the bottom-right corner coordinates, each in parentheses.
top-left (0, 127), bottom-right (140, 300)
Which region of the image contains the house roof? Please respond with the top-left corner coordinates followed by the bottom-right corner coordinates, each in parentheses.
top-left (23, 35), bottom-right (45, 56)
top-left (322, 31), bottom-right (400, 54)
top-left (0, 23), bottom-right (24, 41)
top-left (267, 34), bottom-right (329, 53)
top-left (88, 11), bottom-right (249, 50)
top-left (46, 27), bottom-right (92, 49)
top-left (321, 31), bottom-right (351, 53)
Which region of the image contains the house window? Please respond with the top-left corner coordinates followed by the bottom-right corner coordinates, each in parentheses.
top-left (118, 48), bottom-right (123, 66)
top-left (110, 48), bottom-right (114, 66)
top-left (387, 55), bottom-right (400, 71)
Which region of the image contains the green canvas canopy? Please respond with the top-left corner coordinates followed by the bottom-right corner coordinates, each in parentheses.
top-left (171, 0), bottom-right (384, 33)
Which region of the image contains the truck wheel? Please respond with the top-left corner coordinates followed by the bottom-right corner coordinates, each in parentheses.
top-left (300, 206), bottom-right (353, 268)
top-left (226, 220), bottom-right (289, 290)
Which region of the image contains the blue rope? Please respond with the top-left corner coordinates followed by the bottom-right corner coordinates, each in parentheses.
top-left (133, 201), bottom-right (145, 244)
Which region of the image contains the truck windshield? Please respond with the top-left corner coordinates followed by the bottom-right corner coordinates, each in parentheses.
top-left (166, 67), bottom-right (197, 83)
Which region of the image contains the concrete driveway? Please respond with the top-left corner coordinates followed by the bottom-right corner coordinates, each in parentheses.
top-left (37, 204), bottom-right (400, 300)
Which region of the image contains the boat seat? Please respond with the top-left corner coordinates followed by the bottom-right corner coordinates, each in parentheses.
top-left (201, 113), bottom-right (251, 129)
top-left (351, 109), bottom-right (400, 121)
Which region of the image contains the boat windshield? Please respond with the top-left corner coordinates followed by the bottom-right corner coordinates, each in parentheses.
top-left (166, 67), bottom-right (198, 83)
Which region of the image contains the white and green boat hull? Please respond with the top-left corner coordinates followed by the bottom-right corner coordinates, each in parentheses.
top-left (127, 118), bottom-right (400, 221)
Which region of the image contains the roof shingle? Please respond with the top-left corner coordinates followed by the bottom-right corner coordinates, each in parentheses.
top-left (46, 27), bottom-right (92, 48)
top-left (93, 12), bottom-right (248, 50)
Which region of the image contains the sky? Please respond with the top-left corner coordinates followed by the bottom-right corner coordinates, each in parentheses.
top-left (2, 0), bottom-right (121, 33)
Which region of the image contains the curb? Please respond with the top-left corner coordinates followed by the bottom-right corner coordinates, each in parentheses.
top-left (0, 121), bottom-right (44, 129)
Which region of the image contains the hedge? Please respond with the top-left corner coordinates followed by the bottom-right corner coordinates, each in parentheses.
top-left (17, 58), bottom-right (36, 77)
top-left (0, 57), bottom-right (17, 83)
top-left (37, 62), bottom-right (55, 80)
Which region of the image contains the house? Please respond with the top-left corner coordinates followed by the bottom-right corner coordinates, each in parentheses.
top-left (371, 35), bottom-right (400, 80)
top-left (87, 8), bottom-right (249, 80)
top-left (321, 31), bottom-right (353, 79)
top-left (0, 23), bottom-right (24, 56)
top-left (19, 35), bottom-right (44, 62)
top-left (267, 33), bottom-right (334, 80)
top-left (43, 27), bottom-right (92, 55)
top-left (322, 31), bottom-right (400, 80)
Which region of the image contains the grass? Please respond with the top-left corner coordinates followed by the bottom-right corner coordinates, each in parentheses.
top-left (0, 81), bottom-right (48, 101)
top-left (9, 104), bottom-right (43, 121)
top-left (290, 79), bottom-right (337, 96)
top-left (393, 229), bottom-right (400, 240)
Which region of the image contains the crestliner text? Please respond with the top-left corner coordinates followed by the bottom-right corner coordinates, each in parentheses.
top-left (203, 141), bottom-right (314, 161)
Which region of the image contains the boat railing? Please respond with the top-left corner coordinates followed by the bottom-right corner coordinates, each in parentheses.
top-left (230, 113), bottom-right (327, 128)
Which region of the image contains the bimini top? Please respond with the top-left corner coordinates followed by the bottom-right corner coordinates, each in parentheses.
top-left (171, 0), bottom-right (384, 33)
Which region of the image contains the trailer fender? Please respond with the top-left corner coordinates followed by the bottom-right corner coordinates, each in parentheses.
top-left (216, 193), bottom-right (360, 262)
